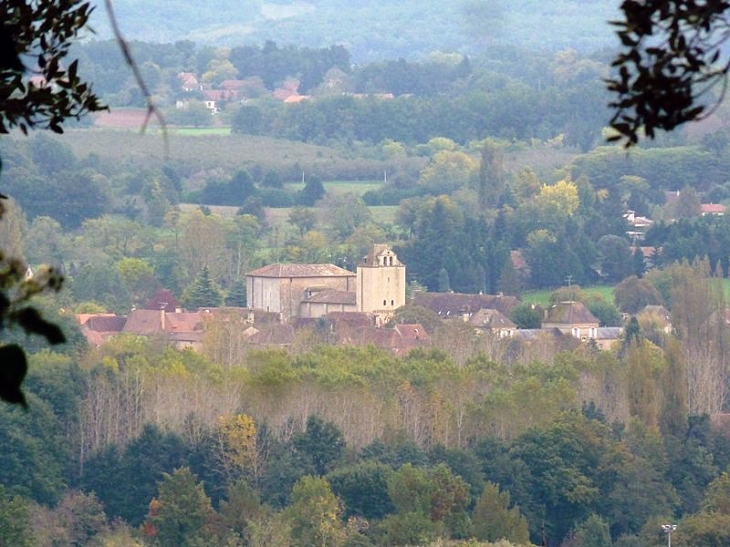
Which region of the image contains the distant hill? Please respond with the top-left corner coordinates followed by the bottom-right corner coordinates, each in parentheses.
top-left (90, 0), bottom-right (620, 62)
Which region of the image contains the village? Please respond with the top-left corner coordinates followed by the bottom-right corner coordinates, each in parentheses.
top-left (75, 243), bottom-right (641, 355)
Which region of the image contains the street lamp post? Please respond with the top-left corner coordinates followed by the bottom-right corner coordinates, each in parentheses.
top-left (661, 524), bottom-right (677, 547)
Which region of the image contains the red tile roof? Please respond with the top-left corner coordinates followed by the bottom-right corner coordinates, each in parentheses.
top-left (394, 323), bottom-right (429, 341)
top-left (701, 203), bottom-right (727, 215)
top-left (248, 324), bottom-right (296, 346)
top-left (202, 89), bottom-right (235, 102)
top-left (178, 72), bottom-right (198, 86)
top-left (346, 327), bottom-right (398, 348)
top-left (77, 313), bottom-right (127, 346)
top-left (273, 88), bottom-right (295, 100)
top-left (76, 313), bottom-right (126, 332)
top-left (123, 310), bottom-right (205, 335)
top-left (326, 312), bottom-right (377, 328)
top-left (219, 79), bottom-right (248, 90)
top-left (165, 312), bottom-right (203, 332)
top-left (638, 246), bottom-right (658, 259)
top-left (122, 309), bottom-right (164, 334)
top-left (283, 94), bottom-right (310, 103)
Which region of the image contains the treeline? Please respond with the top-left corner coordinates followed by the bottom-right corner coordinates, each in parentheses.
top-left (393, 146), bottom-right (630, 292)
top-left (645, 216), bottom-right (730, 276)
top-left (0, 133), bottom-right (180, 230)
top-left (9, 130), bottom-right (730, 305)
top-left (229, 52), bottom-right (607, 150)
top-left (231, 83), bottom-right (605, 149)
top-left (569, 145), bottom-right (730, 197)
top-left (4, 261), bottom-right (730, 545)
top-left (70, 38), bottom-right (609, 150)
top-left (230, 42), bottom-right (351, 92)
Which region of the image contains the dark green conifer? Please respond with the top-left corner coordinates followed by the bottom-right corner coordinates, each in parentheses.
top-left (225, 279), bottom-right (247, 307)
top-left (182, 266), bottom-right (223, 309)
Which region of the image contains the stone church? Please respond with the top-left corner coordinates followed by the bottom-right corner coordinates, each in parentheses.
top-left (246, 244), bottom-right (405, 324)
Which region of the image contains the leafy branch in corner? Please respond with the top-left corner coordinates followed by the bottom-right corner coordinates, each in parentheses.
top-left (0, 0), bottom-right (164, 407)
top-left (606, 0), bottom-right (730, 147)
top-left (0, 0), bottom-right (108, 134)
top-left (0, 199), bottom-right (66, 408)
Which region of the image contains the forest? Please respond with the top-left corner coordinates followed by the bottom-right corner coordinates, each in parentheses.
top-left (86, 0), bottom-right (619, 62)
top-left (4, 261), bottom-right (730, 547)
top-left (6, 4), bottom-right (730, 547)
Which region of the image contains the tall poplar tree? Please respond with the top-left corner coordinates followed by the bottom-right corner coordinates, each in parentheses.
top-left (671, 260), bottom-right (730, 415)
top-left (477, 141), bottom-right (505, 209)
top-left (660, 337), bottom-right (688, 438)
top-left (626, 339), bottom-right (661, 428)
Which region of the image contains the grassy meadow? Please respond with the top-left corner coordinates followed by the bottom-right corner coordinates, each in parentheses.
top-left (521, 284), bottom-right (616, 307)
top-left (285, 180), bottom-right (384, 196)
top-left (179, 202), bottom-right (398, 229)
top-left (170, 127), bottom-right (232, 136)
top-left (59, 126), bottom-right (576, 181)
top-left (62, 128), bottom-right (349, 166)
top-left (263, 205), bottom-right (398, 229)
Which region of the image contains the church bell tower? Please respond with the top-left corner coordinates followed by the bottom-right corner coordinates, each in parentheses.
top-left (356, 244), bottom-right (406, 323)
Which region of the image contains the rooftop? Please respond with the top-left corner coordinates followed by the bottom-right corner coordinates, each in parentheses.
top-left (469, 308), bottom-right (517, 329)
top-left (413, 292), bottom-right (519, 316)
top-left (302, 289), bottom-right (357, 305)
top-left (247, 263), bottom-right (356, 278)
top-left (543, 301), bottom-right (599, 325)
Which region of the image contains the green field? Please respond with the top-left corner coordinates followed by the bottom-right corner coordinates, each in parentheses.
top-left (170, 127), bottom-right (232, 136)
top-left (324, 180), bottom-right (383, 195)
top-left (175, 203), bottom-right (400, 230)
top-left (59, 128), bottom-right (392, 173)
top-left (179, 203), bottom-right (238, 218)
top-left (263, 205), bottom-right (398, 228)
top-left (521, 285), bottom-right (616, 307)
top-left (518, 278), bottom-right (730, 308)
top-left (284, 180), bottom-right (384, 196)
top-left (370, 206), bottom-right (398, 224)
top-left (56, 127), bottom-right (574, 181)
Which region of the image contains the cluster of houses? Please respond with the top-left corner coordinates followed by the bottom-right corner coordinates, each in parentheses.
top-left (625, 191), bottom-right (727, 261)
top-left (77, 244), bottom-right (637, 355)
top-left (176, 72), bottom-right (395, 114)
top-left (179, 73), bottom-right (299, 113)
top-left (177, 73), bottom-right (266, 113)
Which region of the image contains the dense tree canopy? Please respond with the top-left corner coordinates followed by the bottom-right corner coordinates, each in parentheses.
top-left (6, 2), bottom-right (730, 546)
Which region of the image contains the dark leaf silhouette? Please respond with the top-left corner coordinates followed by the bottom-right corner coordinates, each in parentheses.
top-left (0, 344), bottom-right (28, 408)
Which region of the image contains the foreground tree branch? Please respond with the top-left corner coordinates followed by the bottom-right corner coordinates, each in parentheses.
top-left (0, 0), bottom-right (163, 406)
top-left (0, 0), bottom-right (107, 134)
top-left (607, 0), bottom-right (730, 146)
